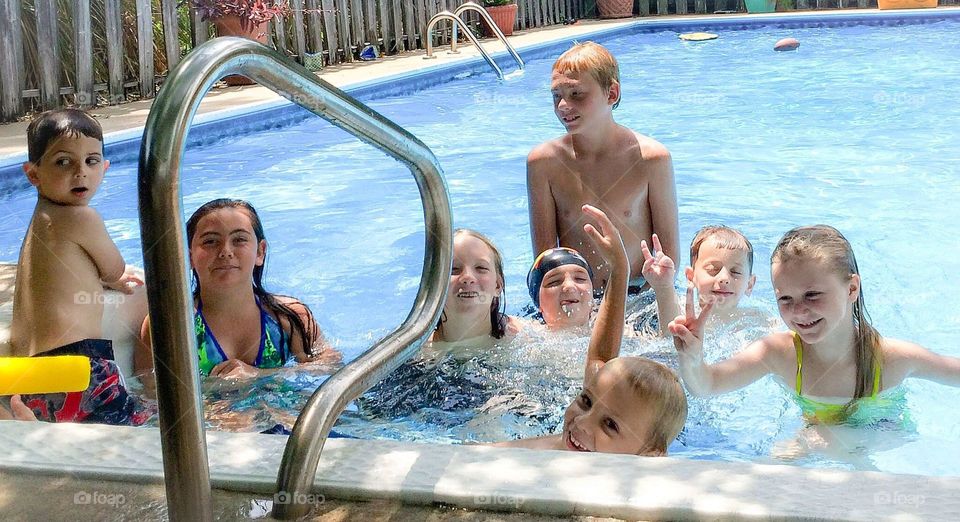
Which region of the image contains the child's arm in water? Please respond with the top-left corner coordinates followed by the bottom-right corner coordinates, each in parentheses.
top-left (668, 284), bottom-right (789, 396)
top-left (641, 233), bottom-right (679, 336)
top-left (581, 204), bottom-right (629, 383)
top-left (884, 338), bottom-right (960, 387)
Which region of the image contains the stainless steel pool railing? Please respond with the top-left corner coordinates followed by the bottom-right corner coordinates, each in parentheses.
top-left (453, 2), bottom-right (525, 73)
top-left (425, 11), bottom-right (505, 80)
top-left (138, 36), bottom-right (452, 521)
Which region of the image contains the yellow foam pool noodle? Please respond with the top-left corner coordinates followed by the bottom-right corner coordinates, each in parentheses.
top-left (0, 356), bottom-right (91, 395)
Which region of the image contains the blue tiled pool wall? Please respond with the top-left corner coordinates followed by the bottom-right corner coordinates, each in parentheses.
top-left (0, 8), bottom-right (957, 186)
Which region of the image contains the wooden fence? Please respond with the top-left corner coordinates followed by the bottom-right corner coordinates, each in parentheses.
top-left (0, 0), bottom-right (956, 122)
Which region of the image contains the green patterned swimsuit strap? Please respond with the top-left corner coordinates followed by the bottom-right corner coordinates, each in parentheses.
top-left (794, 331), bottom-right (804, 395)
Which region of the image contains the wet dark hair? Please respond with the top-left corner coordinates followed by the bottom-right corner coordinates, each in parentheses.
top-left (186, 198), bottom-right (319, 357)
top-left (26, 108), bottom-right (103, 164)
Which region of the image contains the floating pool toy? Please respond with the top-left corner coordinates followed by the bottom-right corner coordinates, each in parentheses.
top-left (680, 32), bottom-right (719, 42)
top-left (0, 356), bottom-right (90, 395)
top-left (774, 38), bottom-right (800, 51)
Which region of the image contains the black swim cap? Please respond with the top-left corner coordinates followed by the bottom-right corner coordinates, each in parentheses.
top-left (527, 247), bottom-right (593, 308)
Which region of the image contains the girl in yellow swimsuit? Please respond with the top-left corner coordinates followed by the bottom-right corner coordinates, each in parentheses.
top-left (668, 225), bottom-right (960, 425)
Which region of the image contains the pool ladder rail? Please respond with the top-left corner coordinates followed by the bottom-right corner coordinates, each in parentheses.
top-left (424, 2), bottom-right (525, 80)
top-left (138, 36), bottom-right (453, 521)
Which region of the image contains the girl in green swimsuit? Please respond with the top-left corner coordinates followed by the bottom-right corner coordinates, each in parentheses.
top-left (669, 225), bottom-right (960, 425)
top-left (138, 199), bottom-right (340, 382)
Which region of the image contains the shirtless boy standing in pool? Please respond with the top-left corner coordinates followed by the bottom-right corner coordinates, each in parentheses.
top-left (527, 42), bottom-right (679, 294)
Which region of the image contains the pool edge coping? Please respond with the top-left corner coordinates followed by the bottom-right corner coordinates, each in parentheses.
top-left (0, 421), bottom-right (956, 521)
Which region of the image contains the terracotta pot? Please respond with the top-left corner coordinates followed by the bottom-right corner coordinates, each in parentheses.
top-left (483, 4), bottom-right (517, 37)
top-left (877, 0), bottom-right (936, 8)
top-left (213, 14), bottom-right (270, 86)
top-left (597, 0), bottom-right (634, 18)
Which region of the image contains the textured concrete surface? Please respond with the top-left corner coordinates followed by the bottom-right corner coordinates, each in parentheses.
top-left (0, 421), bottom-right (956, 521)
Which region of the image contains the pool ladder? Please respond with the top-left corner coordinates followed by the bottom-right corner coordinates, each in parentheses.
top-left (138, 37), bottom-right (452, 521)
top-left (424, 2), bottom-right (524, 80)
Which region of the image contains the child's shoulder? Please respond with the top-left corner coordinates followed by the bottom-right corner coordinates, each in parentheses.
top-left (623, 128), bottom-right (671, 161)
top-left (527, 136), bottom-right (570, 164)
top-left (33, 202), bottom-right (106, 239)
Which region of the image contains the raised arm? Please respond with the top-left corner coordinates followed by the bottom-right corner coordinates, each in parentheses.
top-left (668, 285), bottom-right (780, 396)
top-left (646, 149), bottom-right (680, 266)
top-left (527, 147), bottom-right (560, 258)
top-left (641, 234), bottom-right (679, 336)
top-left (581, 205), bottom-right (629, 384)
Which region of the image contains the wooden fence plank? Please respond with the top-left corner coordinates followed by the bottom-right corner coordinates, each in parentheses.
top-left (191, 8), bottom-right (209, 47)
top-left (135, 0), bottom-right (154, 98)
top-left (72, 0), bottom-right (94, 107)
top-left (105, 0), bottom-right (124, 104)
top-left (304, 0), bottom-right (323, 54)
top-left (160, 0), bottom-right (180, 72)
top-left (320, 0), bottom-right (340, 63)
top-left (272, 16), bottom-right (288, 55)
top-left (401, 1), bottom-right (415, 51)
top-left (695, 0), bottom-right (706, 12)
top-left (657, 0), bottom-right (668, 14)
top-left (363, 0), bottom-right (377, 45)
top-left (390, 0), bottom-right (406, 52)
top-left (416, 0), bottom-right (429, 49)
top-left (0, 0), bottom-right (24, 119)
top-left (35, 0), bottom-right (60, 109)
top-left (349, 0), bottom-right (364, 48)
top-left (291, 0), bottom-right (307, 62)
top-left (518, 0), bottom-right (527, 29)
top-left (379, 0), bottom-right (394, 52)
top-left (677, 0), bottom-right (688, 13)
top-left (335, 0), bottom-right (352, 60)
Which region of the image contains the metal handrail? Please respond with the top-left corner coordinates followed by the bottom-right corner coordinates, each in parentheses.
top-left (138, 36), bottom-right (452, 521)
top-left (453, 2), bottom-right (525, 72)
top-left (425, 11), bottom-right (504, 80)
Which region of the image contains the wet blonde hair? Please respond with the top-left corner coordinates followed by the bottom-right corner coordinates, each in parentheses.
top-left (689, 225), bottom-right (754, 274)
top-left (436, 229), bottom-right (509, 339)
top-left (771, 225), bottom-right (882, 402)
top-left (552, 41), bottom-right (621, 109)
top-left (618, 357), bottom-right (688, 455)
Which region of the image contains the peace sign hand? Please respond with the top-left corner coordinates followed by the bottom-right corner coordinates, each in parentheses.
top-left (667, 283), bottom-right (714, 360)
top-left (641, 234), bottom-right (676, 291)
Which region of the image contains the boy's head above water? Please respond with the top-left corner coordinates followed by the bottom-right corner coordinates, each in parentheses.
top-left (686, 225), bottom-right (755, 313)
top-left (564, 357), bottom-right (687, 456)
top-left (24, 108), bottom-right (107, 206)
top-left (527, 247), bottom-right (594, 329)
top-left (551, 41), bottom-right (622, 128)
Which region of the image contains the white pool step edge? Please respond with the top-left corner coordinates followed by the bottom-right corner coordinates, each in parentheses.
top-left (0, 421), bottom-right (955, 521)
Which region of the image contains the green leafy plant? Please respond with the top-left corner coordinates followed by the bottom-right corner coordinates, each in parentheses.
top-left (191, 0), bottom-right (290, 30)
top-left (483, 0), bottom-right (515, 6)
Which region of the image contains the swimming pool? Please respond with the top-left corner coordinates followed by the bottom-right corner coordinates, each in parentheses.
top-left (2, 8), bottom-right (960, 481)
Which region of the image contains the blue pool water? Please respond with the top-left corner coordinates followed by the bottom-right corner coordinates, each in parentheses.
top-left (3, 14), bottom-right (960, 475)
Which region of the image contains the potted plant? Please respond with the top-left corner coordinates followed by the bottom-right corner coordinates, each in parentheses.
top-left (192, 0), bottom-right (289, 84)
top-left (192, 0), bottom-right (290, 43)
top-left (483, 0), bottom-right (518, 37)
top-left (597, 0), bottom-right (633, 18)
